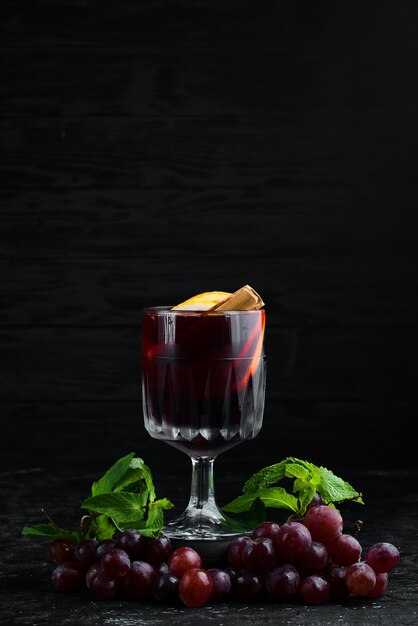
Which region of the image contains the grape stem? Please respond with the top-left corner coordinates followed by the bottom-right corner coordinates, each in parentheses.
top-left (41, 508), bottom-right (66, 532)
top-left (80, 513), bottom-right (101, 534)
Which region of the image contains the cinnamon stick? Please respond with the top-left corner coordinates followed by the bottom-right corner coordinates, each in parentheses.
top-left (210, 284), bottom-right (265, 311)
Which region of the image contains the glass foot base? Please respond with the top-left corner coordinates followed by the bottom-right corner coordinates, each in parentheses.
top-left (164, 509), bottom-right (251, 541)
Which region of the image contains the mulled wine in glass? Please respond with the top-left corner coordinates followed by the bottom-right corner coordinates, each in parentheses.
top-left (141, 305), bottom-right (266, 540)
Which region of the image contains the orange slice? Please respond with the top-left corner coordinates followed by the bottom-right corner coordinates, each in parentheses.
top-left (171, 290), bottom-right (232, 311)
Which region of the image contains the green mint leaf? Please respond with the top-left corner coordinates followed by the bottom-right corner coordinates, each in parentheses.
top-left (242, 461), bottom-right (287, 494)
top-left (284, 463), bottom-right (310, 480)
top-left (82, 492), bottom-right (148, 524)
top-left (297, 482), bottom-right (317, 515)
top-left (220, 513), bottom-right (254, 533)
top-left (118, 505), bottom-right (164, 537)
top-left (22, 524), bottom-right (83, 543)
top-left (113, 460), bottom-right (155, 503)
top-left (151, 498), bottom-right (174, 510)
top-left (91, 452), bottom-right (136, 497)
top-left (142, 506), bottom-right (164, 537)
top-left (222, 492), bottom-right (260, 514)
top-left (117, 505), bottom-right (165, 538)
top-left (248, 497), bottom-right (266, 526)
top-left (129, 458), bottom-right (156, 502)
top-left (316, 466), bottom-right (363, 504)
top-left (223, 487), bottom-right (298, 514)
top-left (257, 487), bottom-right (299, 512)
top-left (88, 515), bottom-right (116, 541)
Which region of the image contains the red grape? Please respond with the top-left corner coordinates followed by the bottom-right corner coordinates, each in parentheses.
top-left (74, 539), bottom-right (99, 570)
top-left (252, 521), bottom-right (281, 541)
top-left (120, 560), bottom-right (157, 600)
top-left (365, 542), bottom-right (400, 573)
top-left (207, 568), bottom-right (232, 601)
top-left (232, 569), bottom-right (263, 602)
top-left (96, 540), bottom-right (116, 561)
top-left (48, 539), bottom-right (76, 564)
top-left (242, 538), bottom-right (278, 573)
top-left (153, 573), bottom-right (180, 604)
top-left (85, 562), bottom-right (102, 589)
top-left (327, 534), bottom-right (362, 566)
top-left (89, 571), bottom-right (118, 600)
top-left (179, 568), bottom-right (213, 607)
top-left (275, 522), bottom-right (312, 558)
top-left (303, 505), bottom-right (343, 544)
top-left (168, 546), bottom-right (202, 578)
top-left (366, 572), bottom-right (389, 598)
top-left (142, 533), bottom-right (172, 565)
top-left (51, 561), bottom-right (84, 592)
top-left (293, 541), bottom-right (328, 576)
top-left (226, 536), bottom-right (252, 570)
top-left (346, 562), bottom-right (376, 596)
top-left (306, 492), bottom-right (325, 510)
top-left (115, 529), bottom-right (144, 560)
top-left (299, 575), bottom-right (330, 604)
top-left (224, 566), bottom-right (236, 582)
top-left (325, 563), bottom-right (350, 600)
top-left (157, 561), bottom-right (169, 575)
top-left (265, 564), bottom-right (300, 602)
top-left (102, 548), bottom-right (130, 578)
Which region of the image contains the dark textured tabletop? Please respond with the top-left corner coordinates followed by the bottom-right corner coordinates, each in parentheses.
top-left (1, 466), bottom-right (416, 626)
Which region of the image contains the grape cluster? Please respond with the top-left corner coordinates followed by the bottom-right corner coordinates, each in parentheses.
top-left (49, 503), bottom-right (400, 607)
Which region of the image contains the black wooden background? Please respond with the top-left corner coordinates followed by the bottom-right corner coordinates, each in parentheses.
top-left (1, 1), bottom-right (418, 483)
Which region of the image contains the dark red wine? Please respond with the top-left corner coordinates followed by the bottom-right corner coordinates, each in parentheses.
top-left (141, 308), bottom-right (266, 457)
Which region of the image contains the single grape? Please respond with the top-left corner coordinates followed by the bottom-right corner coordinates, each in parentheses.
top-left (325, 563), bottom-right (350, 600)
top-left (168, 546), bottom-right (202, 579)
top-left (327, 533), bottom-right (362, 566)
top-left (89, 571), bottom-right (118, 601)
top-left (242, 538), bottom-right (278, 573)
top-left (51, 561), bottom-right (84, 592)
top-left (120, 560), bottom-right (157, 600)
top-left (303, 505), bottom-right (343, 544)
top-left (293, 541), bottom-right (328, 576)
top-left (157, 561), bottom-right (169, 575)
top-left (179, 568), bottom-right (213, 608)
top-left (224, 566), bottom-right (236, 583)
top-left (86, 562), bottom-right (102, 589)
top-left (48, 539), bottom-right (76, 564)
top-left (232, 569), bottom-right (263, 602)
top-left (102, 548), bottom-right (130, 578)
top-left (265, 564), bottom-right (300, 602)
top-left (142, 533), bottom-right (172, 565)
top-left (365, 542), bottom-right (400, 574)
top-left (96, 540), bottom-right (116, 561)
top-left (366, 572), bottom-right (389, 598)
top-left (115, 529), bottom-right (143, 560)
top-left (252, 521), bottom-right (281, 541)
top-left (346, 562), bottom-right (377, 596)
top-left (74, 539), bottom-right (100, 570)
top-left (275, 522), bottom-right (312, 559)
top-left (299, 575), bottom-right (329, 604)
top-left (207, 568), bottom-right (232, 601)
top-left (306, 492), bottom-right (325, 510)
top-left (226, 536), bottom-right (252, 570)
top-left (153, 573), bottom-right (180, 604)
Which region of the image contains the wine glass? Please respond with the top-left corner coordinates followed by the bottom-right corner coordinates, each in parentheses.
top-left (141, 306), bottom-right (266, 541)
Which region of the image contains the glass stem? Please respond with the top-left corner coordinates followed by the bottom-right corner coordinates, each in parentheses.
top-left (186, 457), bottom-right (223, 521)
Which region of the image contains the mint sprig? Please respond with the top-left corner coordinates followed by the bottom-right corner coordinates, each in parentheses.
top-left (22, 453), bottom-right (174, 542)
top-left (21, 524), bottom-right (84, 544)
top-left (222, 457), bottom-right (363, 520)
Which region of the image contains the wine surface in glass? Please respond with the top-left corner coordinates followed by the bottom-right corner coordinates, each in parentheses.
top-left (142, 308), bottom-right (266, 458)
